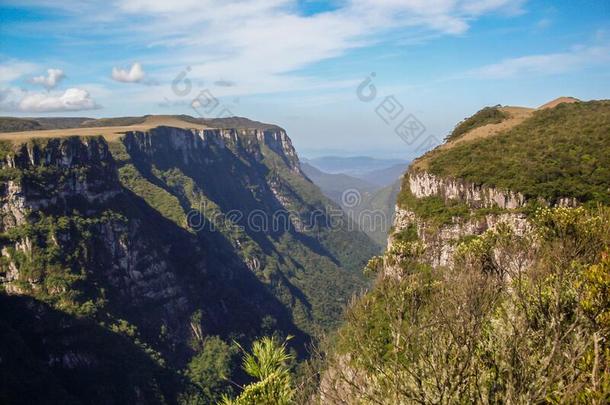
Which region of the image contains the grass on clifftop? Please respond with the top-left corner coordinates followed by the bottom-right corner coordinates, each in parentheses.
top-left (421, 100), bottom-right (610, 205)
top-left (445, 105), bottom-right (508, 141)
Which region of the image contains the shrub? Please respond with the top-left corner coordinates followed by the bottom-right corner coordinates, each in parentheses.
top-left (184, 336), bottom-right (237, 404)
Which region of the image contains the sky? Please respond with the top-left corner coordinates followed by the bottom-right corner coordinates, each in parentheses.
top-left (1, 0), bottom-right (609, 158)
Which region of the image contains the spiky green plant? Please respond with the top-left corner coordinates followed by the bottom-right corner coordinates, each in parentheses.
top-left (220, 336), bottom-right (294, 405)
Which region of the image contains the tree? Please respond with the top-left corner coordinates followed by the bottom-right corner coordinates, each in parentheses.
top-left (183, 336), bottom-right (237, 404)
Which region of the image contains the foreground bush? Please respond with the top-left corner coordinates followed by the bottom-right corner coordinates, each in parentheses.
top-left (321, 206), bottom-right (610, 404)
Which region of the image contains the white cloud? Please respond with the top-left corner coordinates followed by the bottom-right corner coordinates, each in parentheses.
top-left (17, 88), bottom-right (100, 112)
top-left (469, 45), bottom-right (610, 79)
top-left (30, 68), bottom-right (66, 89)
top-left (536, 18), bottom-right (552, 29)
top-left (0, 60), bottom-right (104, 113)
top-left (111, 62), bottom-right (145, 83)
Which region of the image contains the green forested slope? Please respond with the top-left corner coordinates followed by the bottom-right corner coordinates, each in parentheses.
top-left (445, 105), bottom-right (508, 141)
top-left (423, 101), bottom-right (610, 204)
top-left (0, 124), bottom-right (377, 404)
top-left (320, 100), bottom-right (610, 404)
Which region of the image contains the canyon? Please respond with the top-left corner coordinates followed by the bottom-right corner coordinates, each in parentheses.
top-left (0, 116), bottom-right (377, 403)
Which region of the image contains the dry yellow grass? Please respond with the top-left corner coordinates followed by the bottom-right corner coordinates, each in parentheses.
top-left (537, 96), bottom-right (579, 110)
top-left (413, 106), bottom-right (534, 170)
top-left (0, 115), bottom-right (209, 143)
top-left (444, 106), bottom-right (534, 147)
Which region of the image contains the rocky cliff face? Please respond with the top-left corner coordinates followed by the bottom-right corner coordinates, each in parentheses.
top-left (0, 123), bottom-right (377, 404)
top-left (385, 168), bottom-right (581, 274)
top-left (389, 205), bottom-right (530, 271)
top-left (407, 171), bottom-right (526, 209)
top-left (386, 170), bottom-right (533, 272)
top-left (123, 126), bottom-right (300, 172)
top-left (1, 137), bottom-right (119, 228)
top-left (1, 136), bottom-right (187, 308)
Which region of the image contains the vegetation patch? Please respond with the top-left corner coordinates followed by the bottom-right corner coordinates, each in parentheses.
top-left (109, 141), bottom-right (186, 227)
top-left (397, 183), bottom-right (469, 225)
top-left (324, 206), bottom-right (610, 403)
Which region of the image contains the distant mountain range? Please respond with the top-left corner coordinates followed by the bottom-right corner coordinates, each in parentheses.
top-left (302, 156), bottom-right (409, 177)
top-left (301, 157), bottom-right (409, 247)
top-left (300, 162), bottom-right (378, 203)
top-left (357, 163), bottom-right (409, 188)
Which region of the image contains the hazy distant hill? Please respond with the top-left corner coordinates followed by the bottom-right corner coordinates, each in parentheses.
top-left (302, 159), bottom-right (408, 248)
top-left (357, 163), bottom-right (409, 188)
top-left (349, 179), bottom-right (402, 247)
top-left (305, 156), bottom-right (408, 176)
top-left (300, 162), bottom-right (378, 204)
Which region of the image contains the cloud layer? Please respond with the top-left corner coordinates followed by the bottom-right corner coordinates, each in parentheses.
top-left (18, 88), bottom-right (99, 112)
top-left (3, 0), bottom-right (524, 99)
top-left (469, 45), bottom-right (610, 79)
top-left (122, 0), bottom-right (522, 93)
top-left (1, 87), bottom-right (100, 112)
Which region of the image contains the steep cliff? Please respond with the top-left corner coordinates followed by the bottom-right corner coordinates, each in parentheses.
top-left (387, 100), bottom-right (610, 271)
top-left (0, 117), bottom-right (377, 403)
top-left (388, 171), bottom-right (530, 269)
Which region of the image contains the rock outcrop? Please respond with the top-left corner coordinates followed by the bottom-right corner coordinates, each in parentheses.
top-left (1, 137), bottom-right (120, 229)
top-left (386, 168), bottom-right (579, 272)
top-left (123, 126), bottom-right (301, 172)
top-left (407, 170), bottom-right (526, 209)
top-left (386, 170), bottom-right (531, 269)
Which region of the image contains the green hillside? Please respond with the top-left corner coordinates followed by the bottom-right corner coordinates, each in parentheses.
top-left (320, 100), bottom-right (610, 404)
top-left (445, 105), bottom-right (508, 141)
top-left (420, 100), bottom-right (610, 205)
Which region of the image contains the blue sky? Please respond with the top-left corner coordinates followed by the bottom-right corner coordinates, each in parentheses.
top-left (1, 0), bottom-right (609, 158)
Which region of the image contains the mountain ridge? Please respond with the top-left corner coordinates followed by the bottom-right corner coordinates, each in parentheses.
top-left (0, 115), bottom-right (282, 135)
